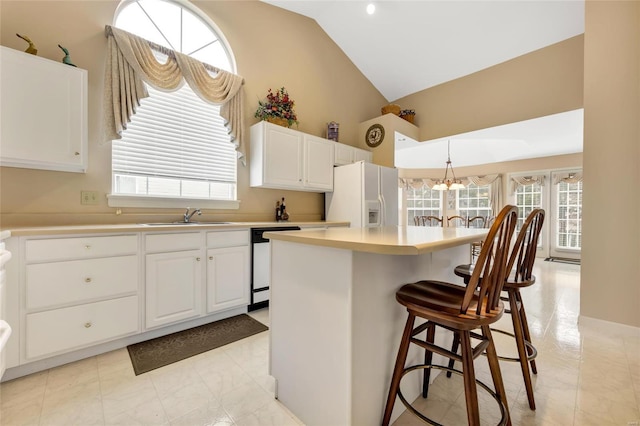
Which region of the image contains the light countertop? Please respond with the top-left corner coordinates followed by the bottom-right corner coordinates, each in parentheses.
top-left (3, 221), bottom-right (348, 237)
top-left (264, 226), bottom-right (488, 255)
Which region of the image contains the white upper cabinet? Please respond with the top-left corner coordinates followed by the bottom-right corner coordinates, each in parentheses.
top-left (0, 46), bottom-right (88, 173)
top-left (250, 121), bottom-right (334, 192)
top-left (334, 143), bottom-right (372, 166)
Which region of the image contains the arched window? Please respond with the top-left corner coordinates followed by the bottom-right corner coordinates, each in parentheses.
top-left (110, 0), bottom-right (238, 208)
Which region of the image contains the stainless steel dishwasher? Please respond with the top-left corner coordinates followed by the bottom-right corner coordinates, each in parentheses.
top-left (250, 226), bottom-right (300, 311)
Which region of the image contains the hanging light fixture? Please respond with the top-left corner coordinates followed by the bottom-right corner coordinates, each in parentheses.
top-left (433, 140), bottom-right (465, 191)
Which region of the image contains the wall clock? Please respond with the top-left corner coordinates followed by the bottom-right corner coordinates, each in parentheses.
top-left (365, 124), bottom-right (385, 148)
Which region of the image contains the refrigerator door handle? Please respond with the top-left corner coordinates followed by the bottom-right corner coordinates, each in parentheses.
top-left (378, 194), bottom-right (385, 227)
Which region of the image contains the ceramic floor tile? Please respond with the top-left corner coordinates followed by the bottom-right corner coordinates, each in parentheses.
top-left (104, 397), bottom-right (169, 426)
top-left (0, 370), bottom-right (48, 409)
top-left (168, 399), bottom-right (235, 426)
top-left (0, 396), bottom-right (43, 426)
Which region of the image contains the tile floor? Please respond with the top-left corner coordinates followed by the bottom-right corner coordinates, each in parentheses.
top-left (1, 261), bottom-right (639, 425)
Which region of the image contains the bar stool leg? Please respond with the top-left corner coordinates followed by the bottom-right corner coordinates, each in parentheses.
top-left (382, 313), bottom-right (416, 426)
top-left (515, 289), bottom-right (537, 374)
top-left (483, 325), bottom-right (512, 426)
top-left (508, 289), bottom-right (536, 410)
top-left (459, 330), bottom-right (481, 425)
top-left (446, 332), bottom-right (460, 377)
top-left (422, 322), bottom-right (436, 398)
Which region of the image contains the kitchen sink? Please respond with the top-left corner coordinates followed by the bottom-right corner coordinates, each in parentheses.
top-left (140, 222), bottom-right (233, 226)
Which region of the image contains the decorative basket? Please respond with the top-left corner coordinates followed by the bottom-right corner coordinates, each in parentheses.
top-left (381, 104), bottom-right (401, 116)
top-left (266, 116), bottom-right (290, 128)
top-left (399, 109), bottom-right (416, 124)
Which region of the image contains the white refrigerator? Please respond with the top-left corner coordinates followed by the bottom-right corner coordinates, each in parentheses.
top-left (325, 161), bottom-right (399, 228)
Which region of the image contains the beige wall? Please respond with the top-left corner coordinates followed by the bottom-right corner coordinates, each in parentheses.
top-left (0, 1), bottom-right (387, 227)
top-left (394, 35), bottom-right (584, 142)
top-left (581, 1), bottom-right (640, 328)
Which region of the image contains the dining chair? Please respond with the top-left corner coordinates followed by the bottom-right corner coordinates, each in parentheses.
top-left (449, 208), bottom-right (546, 411)
top-left (382, 205), bottom-right (518, 426)
top-left (447, 215), bottom-right (466, 227)
top-left (423, 216), bottom-right (443, 227)
top-left (467, 216), bottom-right (486, 229)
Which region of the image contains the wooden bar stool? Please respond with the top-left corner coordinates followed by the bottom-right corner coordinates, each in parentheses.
top-left (449, 208), bottom-right (545, 411)
top-left (382, 205), bottom-right (518, 426)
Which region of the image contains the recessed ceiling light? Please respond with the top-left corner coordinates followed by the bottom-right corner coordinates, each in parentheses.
top-left (366, 3), bottom-right (375, 15)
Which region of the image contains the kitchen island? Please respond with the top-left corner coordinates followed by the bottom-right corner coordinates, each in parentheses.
top-left (264, 226), bottom-right (488, 426)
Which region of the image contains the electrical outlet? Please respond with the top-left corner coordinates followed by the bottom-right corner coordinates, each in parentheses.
top-left (80, 191), bottom-right (99, 205)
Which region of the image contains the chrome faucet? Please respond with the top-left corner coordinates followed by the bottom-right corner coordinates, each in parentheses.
top-left (183, 207), bottom-right (202, 223)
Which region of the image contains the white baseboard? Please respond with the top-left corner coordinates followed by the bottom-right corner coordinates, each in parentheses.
top-left (578, 314), bottom-right (640, 337)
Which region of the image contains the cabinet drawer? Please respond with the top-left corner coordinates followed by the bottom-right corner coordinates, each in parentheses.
top-left (25, 296), bottom-right (138, 360)
top-left (145, 232), bottom-right (201, 253)
top-left (26, 255), bottom-right (138, 310)
top-left (206, 230), bottom-right (249, 248)
top-left (25, 235), bottom-right (137, 262)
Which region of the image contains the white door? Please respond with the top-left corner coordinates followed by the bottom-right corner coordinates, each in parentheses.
top-left (145, 250), bottom-right (202, 329)
top-left (303, 135), bottom-right (334, 190)
top-left (263, 125), bottom-right (303, 188)
top-left (206, 246), bottom-right (250, 313)
top-left (380, 166), bottom-right (399, 226)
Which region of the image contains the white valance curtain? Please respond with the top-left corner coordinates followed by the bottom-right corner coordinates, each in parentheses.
top-left (103, 25), bottom-right (246, 162)
top-left (553, 172), bottom-right (583, 185)
top-left (400, 174), bottom-right (503, 218)
top-left (399, 178), bottom-right (440, 189)
top-left (509, 174), bottom-right (546, 193)
top-left (463, 174), bottom-right (503, 218)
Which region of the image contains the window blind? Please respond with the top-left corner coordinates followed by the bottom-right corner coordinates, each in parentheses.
top-left (112, 83), bottom-right (236, 186)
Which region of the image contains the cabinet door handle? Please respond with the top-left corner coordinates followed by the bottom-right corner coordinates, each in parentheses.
top-left (74, 152), bottom-right (80, 156)
top-left (84, 245), bottom-right (91, 250)
top-left (208, 256), bottom-right (213, 260)
top-left (84, 322), bottom-right (92, 328)
top-left (196, 257), bottom-right (201, 261)
top-left (84, 277), bottom-right (92, 283)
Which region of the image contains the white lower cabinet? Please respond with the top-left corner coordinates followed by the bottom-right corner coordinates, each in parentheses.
top-left (15, 233), bottom-right (140, 362)
top-left (5, 228), bottom-right (250, 378)
top-left (206, 245), bottom-right (249, 313)
top-left (26, 296), bottom-right (138, 360)
top-left (145, 249), bottom-right (203, 329)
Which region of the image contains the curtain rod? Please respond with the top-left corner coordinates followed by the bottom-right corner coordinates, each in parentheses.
top-left (104, 25), bottom-right (223, 74)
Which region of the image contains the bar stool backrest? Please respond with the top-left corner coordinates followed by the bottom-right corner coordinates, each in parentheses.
top-left (462, 205), bottom-right (518, 315)
top-left (506, 209), bottom-right (545, 284)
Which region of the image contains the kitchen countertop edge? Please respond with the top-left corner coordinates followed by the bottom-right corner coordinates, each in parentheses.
top-left (264, 226), bottom-right (488, 256)
top-left (2, 222), bottom-right (349, 237)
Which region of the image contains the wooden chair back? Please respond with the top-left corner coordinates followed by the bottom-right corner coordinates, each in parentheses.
top-left (413, 216), bottom-right (423, 226)
top-left (447, 215), bottom-right (466, 227)
top-left (506, 209), bottom-right (545, 283)
top-left (423, 216), bottom-right (443, 227)
top-left (467, 216), bottom-right (486, 229)
top-left (461, 205), bottom-right (518, 315)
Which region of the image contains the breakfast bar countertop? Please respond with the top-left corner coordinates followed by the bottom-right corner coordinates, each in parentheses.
top-left (264, 225), bottom-right (488, 255)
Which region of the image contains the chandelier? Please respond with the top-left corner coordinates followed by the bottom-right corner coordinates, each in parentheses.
top-left (433, 140), bottom-right (464, 191)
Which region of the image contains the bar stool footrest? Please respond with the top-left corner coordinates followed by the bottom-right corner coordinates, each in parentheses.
top-left (490, 327), bottom-right (538, 363)
top-left (397, 364), bottom-right (509, 426)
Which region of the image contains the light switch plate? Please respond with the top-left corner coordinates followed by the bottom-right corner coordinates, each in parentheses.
top-left (81, 190), bottom-right (99, 205)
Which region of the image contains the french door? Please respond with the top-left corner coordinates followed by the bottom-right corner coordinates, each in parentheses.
top-left (509, 169), bottom-right (582, 260)
top-left (549, 171), bottom-right (582, 259)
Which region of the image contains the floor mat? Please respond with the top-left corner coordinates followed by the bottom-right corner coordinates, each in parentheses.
top-left (127, 314), bottom-right (268, 375)
top-left (544, 257), bottom-right (581, 265)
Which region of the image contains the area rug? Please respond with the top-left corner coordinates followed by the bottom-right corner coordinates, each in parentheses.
top-left (544, 257), bottom-right (581, 265)
top-left (127, 314), bottom-right (268, 375)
